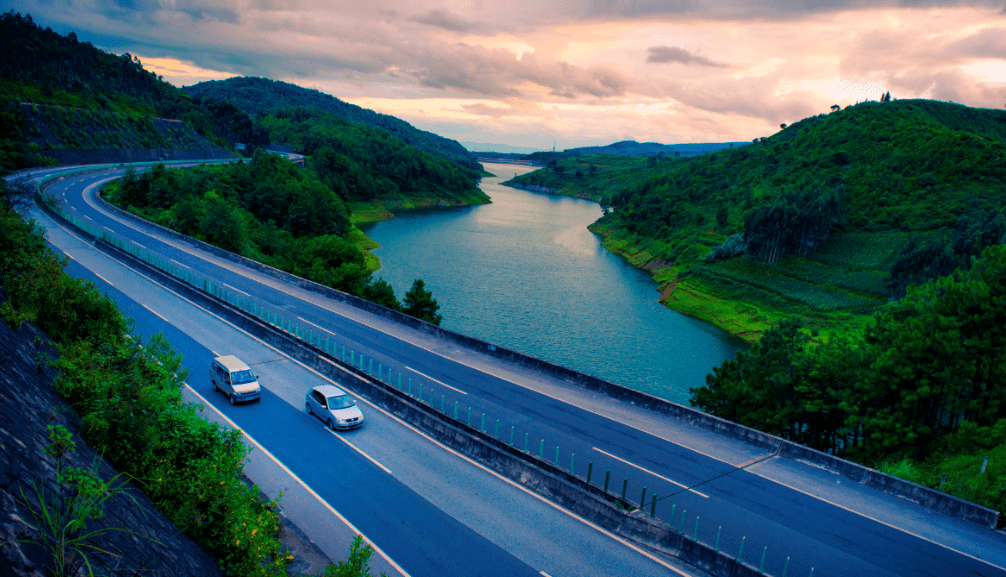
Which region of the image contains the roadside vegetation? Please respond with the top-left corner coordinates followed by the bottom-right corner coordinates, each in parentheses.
top-left (1, 178), bottom-right (388, 575)
top-left (102, 155), bottom-right (444, 324)
top-left (506, 98), bottom-right (1006, 522)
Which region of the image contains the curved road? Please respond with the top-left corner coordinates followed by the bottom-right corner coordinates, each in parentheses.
top-left (26, 164), bottom-right (1006, 577)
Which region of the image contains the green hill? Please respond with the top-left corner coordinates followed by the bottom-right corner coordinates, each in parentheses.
top-left (510, 99), bottom-right (1006, 339)
top-left (184, 76), bottom-right (483, 173)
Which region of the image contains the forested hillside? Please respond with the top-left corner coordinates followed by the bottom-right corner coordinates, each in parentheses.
top-left (184, 76), bottom-right (483, 173)
top-left (535, 99), bottom-right (1006, 338)
top-left (0, 11), bottom-right (268, 169)
top-left (261, 107), bottom-right (484, 203)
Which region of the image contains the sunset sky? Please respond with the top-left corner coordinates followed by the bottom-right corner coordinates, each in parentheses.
top-left (13, 1), bottom-right (1006, 151)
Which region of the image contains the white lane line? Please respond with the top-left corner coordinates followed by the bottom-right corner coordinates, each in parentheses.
top-left (325, 428), bottom-right (392, 474)
top-left (142, 304), bottom-right (169, 323)
top-left (134, 241), bottom-right (146, 248)
top-left (593, 448), bottom-right (709, 499)
top-left (72, 206), bottom-right (77, 211)
top-left (38, 216), bottom-right (410, 575)
top-left (185, 386), bottom-right (410, 577)
top-left (58, 175), bottom-right (996, 568)
top-left (540, 572), bottom-right (552, 577)
top-left (746, 458), bottom-right (1006, 573)
top-left (50, 222), bottom-right (685, 576)
top-left (406, 366), bottom-right (467, 395)
top-left (171, 259), bottom-right (189, 268)
top-left (103, 226), bottom-right (114, 232)
top-left (230, 286), bottom-right (249, 296)
top-left (298, 316), bottom-right (333, 334)
top-left (93, 271), bottom-right (113, 286)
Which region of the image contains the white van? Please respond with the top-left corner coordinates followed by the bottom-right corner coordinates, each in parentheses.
top-left (210, 355), bottom-right (261, 404)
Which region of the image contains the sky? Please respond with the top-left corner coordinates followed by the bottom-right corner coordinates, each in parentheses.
top-left (11, 1), bottom-right (1006, 151)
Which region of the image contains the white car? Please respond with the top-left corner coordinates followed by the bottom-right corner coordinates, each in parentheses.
top-left (306, 384), bottom-right (364, 430)
top-left (210, 355), bottom-right (262, 404)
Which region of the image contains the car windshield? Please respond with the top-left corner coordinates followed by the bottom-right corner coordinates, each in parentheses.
top-left (327, 395), bottom-right (354, 409)
top-left (231, 370), bottom-right (256, 384)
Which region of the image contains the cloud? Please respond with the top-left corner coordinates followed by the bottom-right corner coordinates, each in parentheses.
top-left (411, 10), bottom-right (484, 33)
top-left (646, 46), bottom-right (730, 67)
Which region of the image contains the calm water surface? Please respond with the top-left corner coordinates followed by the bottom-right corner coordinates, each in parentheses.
top-left (365, 162), bottom-right (745, 405)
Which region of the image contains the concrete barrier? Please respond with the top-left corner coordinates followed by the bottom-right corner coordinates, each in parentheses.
top-left (70, 168), bottom-right (1001, 531)
top-left (51, 211), bottom-right (774, 577)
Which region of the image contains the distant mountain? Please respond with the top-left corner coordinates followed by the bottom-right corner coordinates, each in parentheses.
top-left (184, 77), bottom-right (482, 172)
top-left (566, 140), bottom-right (749, 157)
top-left (462, 142), bottom-right (544, 154)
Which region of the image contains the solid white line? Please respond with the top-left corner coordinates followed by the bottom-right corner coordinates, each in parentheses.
top-left (406, 366), bottom-right (467, 395)
top-left (593, 448), bottom-right (709, 499)
top-left (171, 259), bottom-right (189, 268)
top-left (325, 428), bottom-right (392, 474)
top-left (69, 174), bottom-right (995, 570)
top-left (44, 206), bottom-right (696, 577)
top-left (103, 226), bottom-right (114, 232)
top-left (540, 572), bottom-right (552, 577)
top-left (298, 316), bottom-right (333, 334)
top-left (746, 458), bottom-right (1006, 573)
top-left (142, 304), bottom-right (169, 323)
top-left (185, 386), bottom-right (410, 577)
top-left (93, 271), bottom-right (113, 286)
top-left (134, 241), bottom-right (146, 248)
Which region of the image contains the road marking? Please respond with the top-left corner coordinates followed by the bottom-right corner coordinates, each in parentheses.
top-left (185, 386), bottom-right (410, 577)
top-left (134, 241), bottom-right (146, 248)
top-left (745, 458), bottom-right (1006, 572)
top-left (298, 316), bottom-right (333, 334)
top-left (406, 366), bottom-right (467, 395)
top-left (103, 226), bottom-right (114, 232)
top-left (593, 447), bottom-right (709, 499)
top-left (142, 304), bottom-right (169, 323)
top-left (47, 189), bottom-right (693, 577)
top-left (171, 259), bottom-right (189, 268)
top-left (61, 173), bottom-right (1003, 571)
top-left (93, 271), bottom-right (113, 286)
top-left (325, 428), bottom-right (392, 474)
top-left (540, 572), bottom-right (552, 577)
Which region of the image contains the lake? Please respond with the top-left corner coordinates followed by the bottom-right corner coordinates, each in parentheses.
top-left (364, 162), bottom-right (745, 405)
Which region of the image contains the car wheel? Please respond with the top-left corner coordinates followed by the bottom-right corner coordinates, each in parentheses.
top-left (230, 394), bottom-right (236, 405)
top-left (328, 418), bottom-right (335, 430)
top-left (212, 380), bottom-right (218, 392)
top-left (306, 402), bottom-right (312, 415)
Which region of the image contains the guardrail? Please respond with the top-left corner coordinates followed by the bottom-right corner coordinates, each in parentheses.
top-left (34, 163), bottom-right (1001, 577)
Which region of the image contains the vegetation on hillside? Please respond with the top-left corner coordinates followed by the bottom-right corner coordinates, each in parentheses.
top-left (2, 177), bottom-right (394, 576)
top-left (184, 76), bottom-right (483, 173)
top-left (0, 10), bottom-right (267, 169)
top-left (690, 245), bottom-right (1006, 524)
top-left (261, 107), bottom-right (484, 203)
top-left (103, 155), bottom-right (443, 324)
top-left (512, 99), bottom-right (1006, 339)
top-left (0, 198), bottom-right (291, 575)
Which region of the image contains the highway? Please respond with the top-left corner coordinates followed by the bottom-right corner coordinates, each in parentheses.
top-left (26, 163), bottom-right (1006, 577)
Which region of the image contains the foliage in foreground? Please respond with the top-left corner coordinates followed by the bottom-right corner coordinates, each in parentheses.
top-left (18, 424), bottom-right (141, 577)
top-left (0, 205), bottom-right (291, 575)
top-left (690, 245), bottom-right (1006, 522)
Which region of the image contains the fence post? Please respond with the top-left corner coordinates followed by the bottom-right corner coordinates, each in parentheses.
top-left (555, 446), bottom-right (560, 465)
top-left (759, 547), bottom-right (767, 574)
top-left (454, 401), bottom-right (459, 420)
top-left (694, 516), bottom-right (699, 541)
top-left (570, 453), bottom-right (575, 475)
top-left (539, 439), bottom-right (544, 460)
top-left (621, 478), bottom-right (628, 500)
top-left (715, 527), bottom-right (721, 552)
top-left (738, 536), bottom-right (745, 564)
top-left (603, 470), bottom-right (610, 493)
top-left (650, 494), bottom-right (657, 517)
top-left (586, 462), bottom-right (593, 485)
top-left (640, 486), bottom-right (647, 508)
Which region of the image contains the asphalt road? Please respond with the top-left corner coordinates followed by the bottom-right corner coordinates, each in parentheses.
top-left (25, 164), bottom-right (1006, 577)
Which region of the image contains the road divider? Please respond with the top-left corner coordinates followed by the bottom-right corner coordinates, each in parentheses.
top-left (43, 183), bottom-right (829, 577)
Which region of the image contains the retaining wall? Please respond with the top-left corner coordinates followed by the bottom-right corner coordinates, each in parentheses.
top-left (88, 172), bottom-right (1001, 530)
top-left (40, 148), bottom-right (235, 165)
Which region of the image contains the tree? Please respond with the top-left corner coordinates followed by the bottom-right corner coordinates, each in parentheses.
top-left (402, 279), bottom-right (442, 325)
